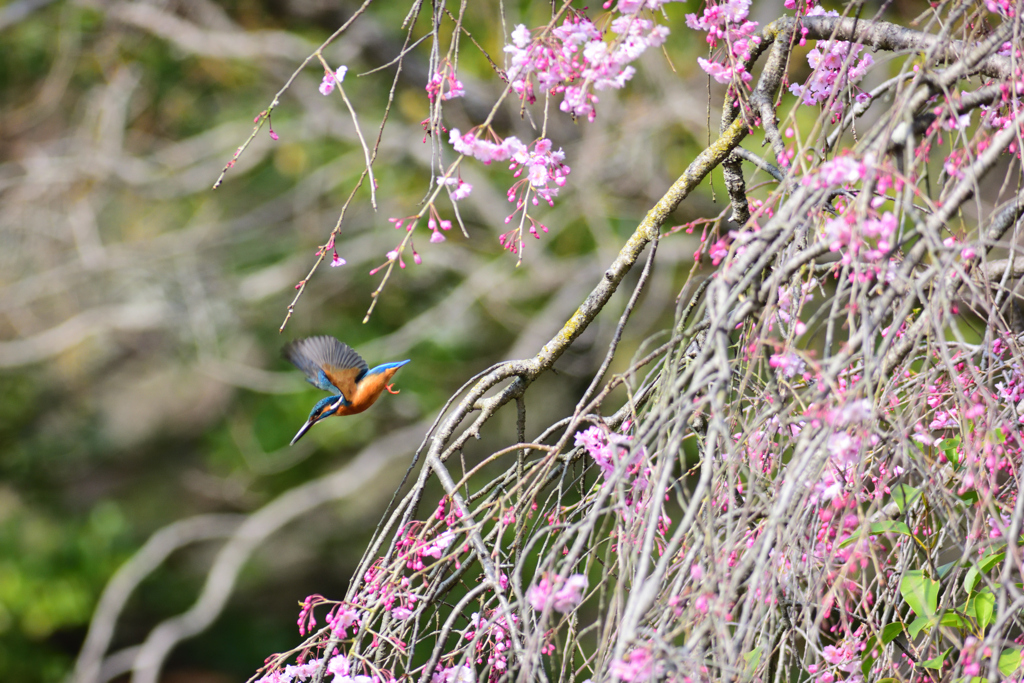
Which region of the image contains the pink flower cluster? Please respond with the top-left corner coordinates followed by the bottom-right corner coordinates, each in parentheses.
top-left (607, 0), bottom-right (678, 10)
top-left (574, 426), bottom-right (644, 481)
top-left (527, 573), bottom-right (588, 613)
top-left (685, 0), bottom-right (762, 84)
top-left (441, 176), bottom-right (473, 201)
top-left (319, 66), bottom-right (348, 96)
top-left (449, 129), bottom-right (570, 252)
top-left (772, 279), bottom-right (815, 336)
top-left (257, 654), bottom-right (385, 683)
top-left (823, 210), bottom-right (896, 279)
top-left (504, 13), bottom-right (670, 122)
top-left (789, 8), bottom-right (874, 121)
top-left (396, 522), bottom-right (457, 571)
top-left (352, 524), bottom-right (460, 622)
top-left (256, 660), bottom-right (320, 683)
top-left (985, 0), bottom-right (1017, 16)
top-left (799, 397), bottom-right (877, 506)
top-left (326, 606), bottom-right (361, 638)
top-left (807, 632), bottom-right (867, 683)
top-left (608, 646), bottom-right (656, 683)
top-left (735, 415), bottom-right (791, 474)
top-left (449, 128), bottom-right (571, 204)
top-left (449, 129), bottom-right (521, 164)
top-left (708, 237), bottom-right (730, 265)
top-left (506, 137), bottom-right (570, 207)
top-left (957, 637), bottom-right (996, 677)
top-left (360, 559), bottom-right (421, 622)
top-left (430, 665), bottom-right (476, 683)
top-left (460, 611), bottom-right (518, 679)
top-left (297, 595), bottom-right (362, 639)
top-left (981, 93), bottom-right (1024, 156)
top-left (426, 69), bottom-right (465, 102)
top-left (769, 351), bottom-right (806, 379)
top-left (428, 216), bottom-right (452, 243)
top-left (978, 95), bottom-right (1019, 134)
top-left (803, 154), bottom-right (870, 189)
top-left (574, 426), bottom-right (666, 543)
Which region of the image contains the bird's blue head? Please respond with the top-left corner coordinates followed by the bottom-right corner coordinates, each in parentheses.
top-left (290, 395), bottom-right (345, 445)
top-left (365, 359), bottom-right (412, 376)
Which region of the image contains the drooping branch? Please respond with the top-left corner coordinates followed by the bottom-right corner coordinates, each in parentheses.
top-left (801, 14), bottom-right (1014, 80)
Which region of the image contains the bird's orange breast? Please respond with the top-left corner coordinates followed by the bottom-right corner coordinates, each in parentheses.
top-left (332, 371), bottom-right (396, 416)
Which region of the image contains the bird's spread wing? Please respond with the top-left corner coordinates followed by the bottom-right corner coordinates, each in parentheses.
top-left (283, 336), bottom-right (369, 400)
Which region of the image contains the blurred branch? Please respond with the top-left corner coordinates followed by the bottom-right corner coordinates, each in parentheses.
top-left (0, 303), bottom-right (171, 368)
top-left (107, 2), bottom-right (315, 60)
top-left (800, 14), bottom-right (1015, 79)
top-left (0, 0), bottom-right (58, 32)
top-left (71, 514), bottom-right (244, 683)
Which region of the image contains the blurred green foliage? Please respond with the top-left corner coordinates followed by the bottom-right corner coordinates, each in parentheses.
top-left (0, 495), bottom-right (129, 680)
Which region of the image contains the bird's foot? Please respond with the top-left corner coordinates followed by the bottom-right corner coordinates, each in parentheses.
top-left (385, 383), bottom-right (401, 395)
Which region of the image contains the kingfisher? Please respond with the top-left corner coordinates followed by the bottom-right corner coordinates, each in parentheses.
top-left (283, 335), bottom-right (410, 445)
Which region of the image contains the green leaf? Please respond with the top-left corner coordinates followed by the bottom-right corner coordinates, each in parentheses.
top-left (743, 646), bottom-right (763, 670)
top-left (966, 590), bottom-right (995, 631)
top-left (901, 570), bottom-right (940, 618)
top-left (891, 484), bottom-right (922, 514)
top-left (965, 551), bottom-right (1005, 593)
top-left (908, 615), bottom-right (933, 639)
top-left (937, 560), bottom-right (956, 579)
top-left (920, 648), bottom-right (950, 670)
top-left (940, 611), bottom-right (966, 628)
top-left (993, 427), bottom-right (1006, 444)
top-left (998, 648), bottom-right (1021, 677)
top-left (861, 650), bottom-right (876, 678)
top-left (839, 521), bottom-right (913, 548)
top-left (938, 436), bottom-right (962, 468)
top-left (871, 521), bottom-right (913, 537)
top-left (881, 622), bottom-right (904, 644)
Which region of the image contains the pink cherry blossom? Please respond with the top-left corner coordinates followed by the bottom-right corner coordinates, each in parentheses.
top-left (709, 237), bottom-right (730, 265)
top-left (609, 647), bottom-right (655, 683)
top-left (448, 129), bottom-right (517, 164)
top-left (788, 9), bottom-right (874, 120)
top-left (426, 69), bottom-right (465, 102)
top-left (328, 654), bottom-right (350, 678)
top-left (528, 573), bottom-right (588, 613)
top-left (506, 137), bottom-right (570, 206)
top-left (391, 606), bottom-right (413, 620)
top-left (503, 15), bottom-right (670, 122)
top-left (770, 352), bottom-right (806, 378)
top-left (686, 0), bottom-right (761, 85)
top-left (805, 155), bottom-right (870, 188)
top-left (441, 177), bottom-right (473, 201)
top-left (985, 0), bottom-right (1017, 16)
top-left (319, 65), bottom-right (348, 96)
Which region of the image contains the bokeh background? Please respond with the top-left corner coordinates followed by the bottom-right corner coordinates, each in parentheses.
top-left (0, 0), bottom-right (850, 680)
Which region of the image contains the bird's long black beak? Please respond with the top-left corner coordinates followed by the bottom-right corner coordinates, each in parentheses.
top-left (290, 419), bottom-right (316, 446)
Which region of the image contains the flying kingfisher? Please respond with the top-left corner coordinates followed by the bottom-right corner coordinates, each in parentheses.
top-left (283, 335), bottom-right (410, 445)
